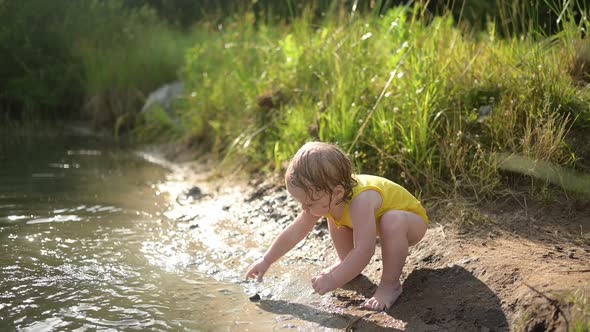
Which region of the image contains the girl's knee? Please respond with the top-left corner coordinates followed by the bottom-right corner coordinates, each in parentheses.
top-left (379, 211), bottom-right (408, 235)
top-left (380, 210), bottom-right (427, 244)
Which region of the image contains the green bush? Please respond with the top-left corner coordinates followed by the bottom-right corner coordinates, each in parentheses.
top-left (0, 0), bottom-right (82, 116)
top-left (0, 0), bottom-right (188, 128)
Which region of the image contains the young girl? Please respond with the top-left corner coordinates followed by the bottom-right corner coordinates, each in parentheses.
top-left (245, 141), bottom-right (429, 310)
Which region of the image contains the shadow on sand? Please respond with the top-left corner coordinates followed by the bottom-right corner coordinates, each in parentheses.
top-left (389, 265), bottom-right (509, 331)
top-left (258, 265), bottom-right (508, 331)
top-left (257, 299), bottom-right (397, 331)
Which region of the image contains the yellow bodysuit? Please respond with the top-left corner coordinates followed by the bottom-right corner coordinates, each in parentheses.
top-left (326, 174), bottom-right (429, 230)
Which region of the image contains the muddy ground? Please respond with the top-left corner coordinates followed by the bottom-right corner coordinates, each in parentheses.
top-left (154, 148), bottom-right (590, 332)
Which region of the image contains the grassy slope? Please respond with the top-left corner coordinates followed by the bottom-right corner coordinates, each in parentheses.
top-left (142, 5), bottom-right (590, 200)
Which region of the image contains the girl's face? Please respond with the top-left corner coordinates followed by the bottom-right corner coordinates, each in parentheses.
top-left (287, 184), bottom-right (335, 217)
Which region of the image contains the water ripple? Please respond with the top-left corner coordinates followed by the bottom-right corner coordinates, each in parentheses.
top-left (0, 132), bottom-right (282, 331)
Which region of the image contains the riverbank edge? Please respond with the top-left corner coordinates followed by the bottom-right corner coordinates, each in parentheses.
top-left (138, 141), bottom-right (590, 331)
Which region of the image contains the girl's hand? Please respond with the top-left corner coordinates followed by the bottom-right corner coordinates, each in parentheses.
top-left (245, 258), bottom-right (271, 282)
top-left (311, 272), bottom-right (337, 295)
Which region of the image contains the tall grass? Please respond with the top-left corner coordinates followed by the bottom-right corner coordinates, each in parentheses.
top-left (152, 1), bottom-right (590, 197)
top-left (0, 0), bottom-right (191, 132)
top-left (71, 2), bottom-right (192, 133)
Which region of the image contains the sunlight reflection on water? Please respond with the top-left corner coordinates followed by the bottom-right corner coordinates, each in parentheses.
top-left (0, 131), bottom-right (281, 331)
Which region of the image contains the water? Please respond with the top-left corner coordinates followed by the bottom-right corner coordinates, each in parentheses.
top-left (0, 129), bottom-right (280, 331)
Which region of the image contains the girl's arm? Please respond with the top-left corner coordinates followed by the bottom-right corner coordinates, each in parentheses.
top-left (329, 190), bottom-right (381, 287)
top-left (246, 210), bottom-right (319, 281)
top-left (262, 210), bottom-right (320, 264)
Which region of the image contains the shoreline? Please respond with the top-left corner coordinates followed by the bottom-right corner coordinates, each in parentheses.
top-left (145, 143), bottom-right (589, 331)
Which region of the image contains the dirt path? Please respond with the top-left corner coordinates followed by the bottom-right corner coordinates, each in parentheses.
top-left (157, 154), bottom-right (590, 331)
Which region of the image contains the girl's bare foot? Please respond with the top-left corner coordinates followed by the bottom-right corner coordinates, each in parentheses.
top-left (362, 281), bottom-right (402, 311)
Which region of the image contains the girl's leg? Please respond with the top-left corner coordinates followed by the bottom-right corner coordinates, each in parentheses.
top-left (363, 210), bottom-right (427, 310)
top-left (324, 218), bottom-right (354, 273)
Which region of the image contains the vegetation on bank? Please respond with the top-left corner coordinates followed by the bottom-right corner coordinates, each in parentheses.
top-left (0, 0), bottom-right (189, 127)
top-left (2, 0), bottom-right (590, 199)
top-left (149, 3), bottom-right (590, 199)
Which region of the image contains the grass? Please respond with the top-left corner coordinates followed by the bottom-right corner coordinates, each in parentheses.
top-left (72, 3), bottom-right (193, 135)
top-left (569, 287), bottom-right (590, 332)
top-left (0, 0), bottom-right (193, 135)
top-left (515, 287), bottom-right (590, 332)
top-left (135, 2), bottom-right (590, 200)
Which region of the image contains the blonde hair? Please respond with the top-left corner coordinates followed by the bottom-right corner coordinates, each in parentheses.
top-left (285, 141), bottom-right (357, 204)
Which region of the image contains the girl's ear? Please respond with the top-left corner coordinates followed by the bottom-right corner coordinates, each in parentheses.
top-left (333, 185), bottom-right (345, 202)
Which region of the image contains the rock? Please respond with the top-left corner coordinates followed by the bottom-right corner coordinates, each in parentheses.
top-left (141, 81), bottom-right (184, 115)
top-left (184, 186), bottom-right (203, 199)
top-left (477, 105), bottom-right (493, 122)
top-left (176, 186), bottom-right (206, 205)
